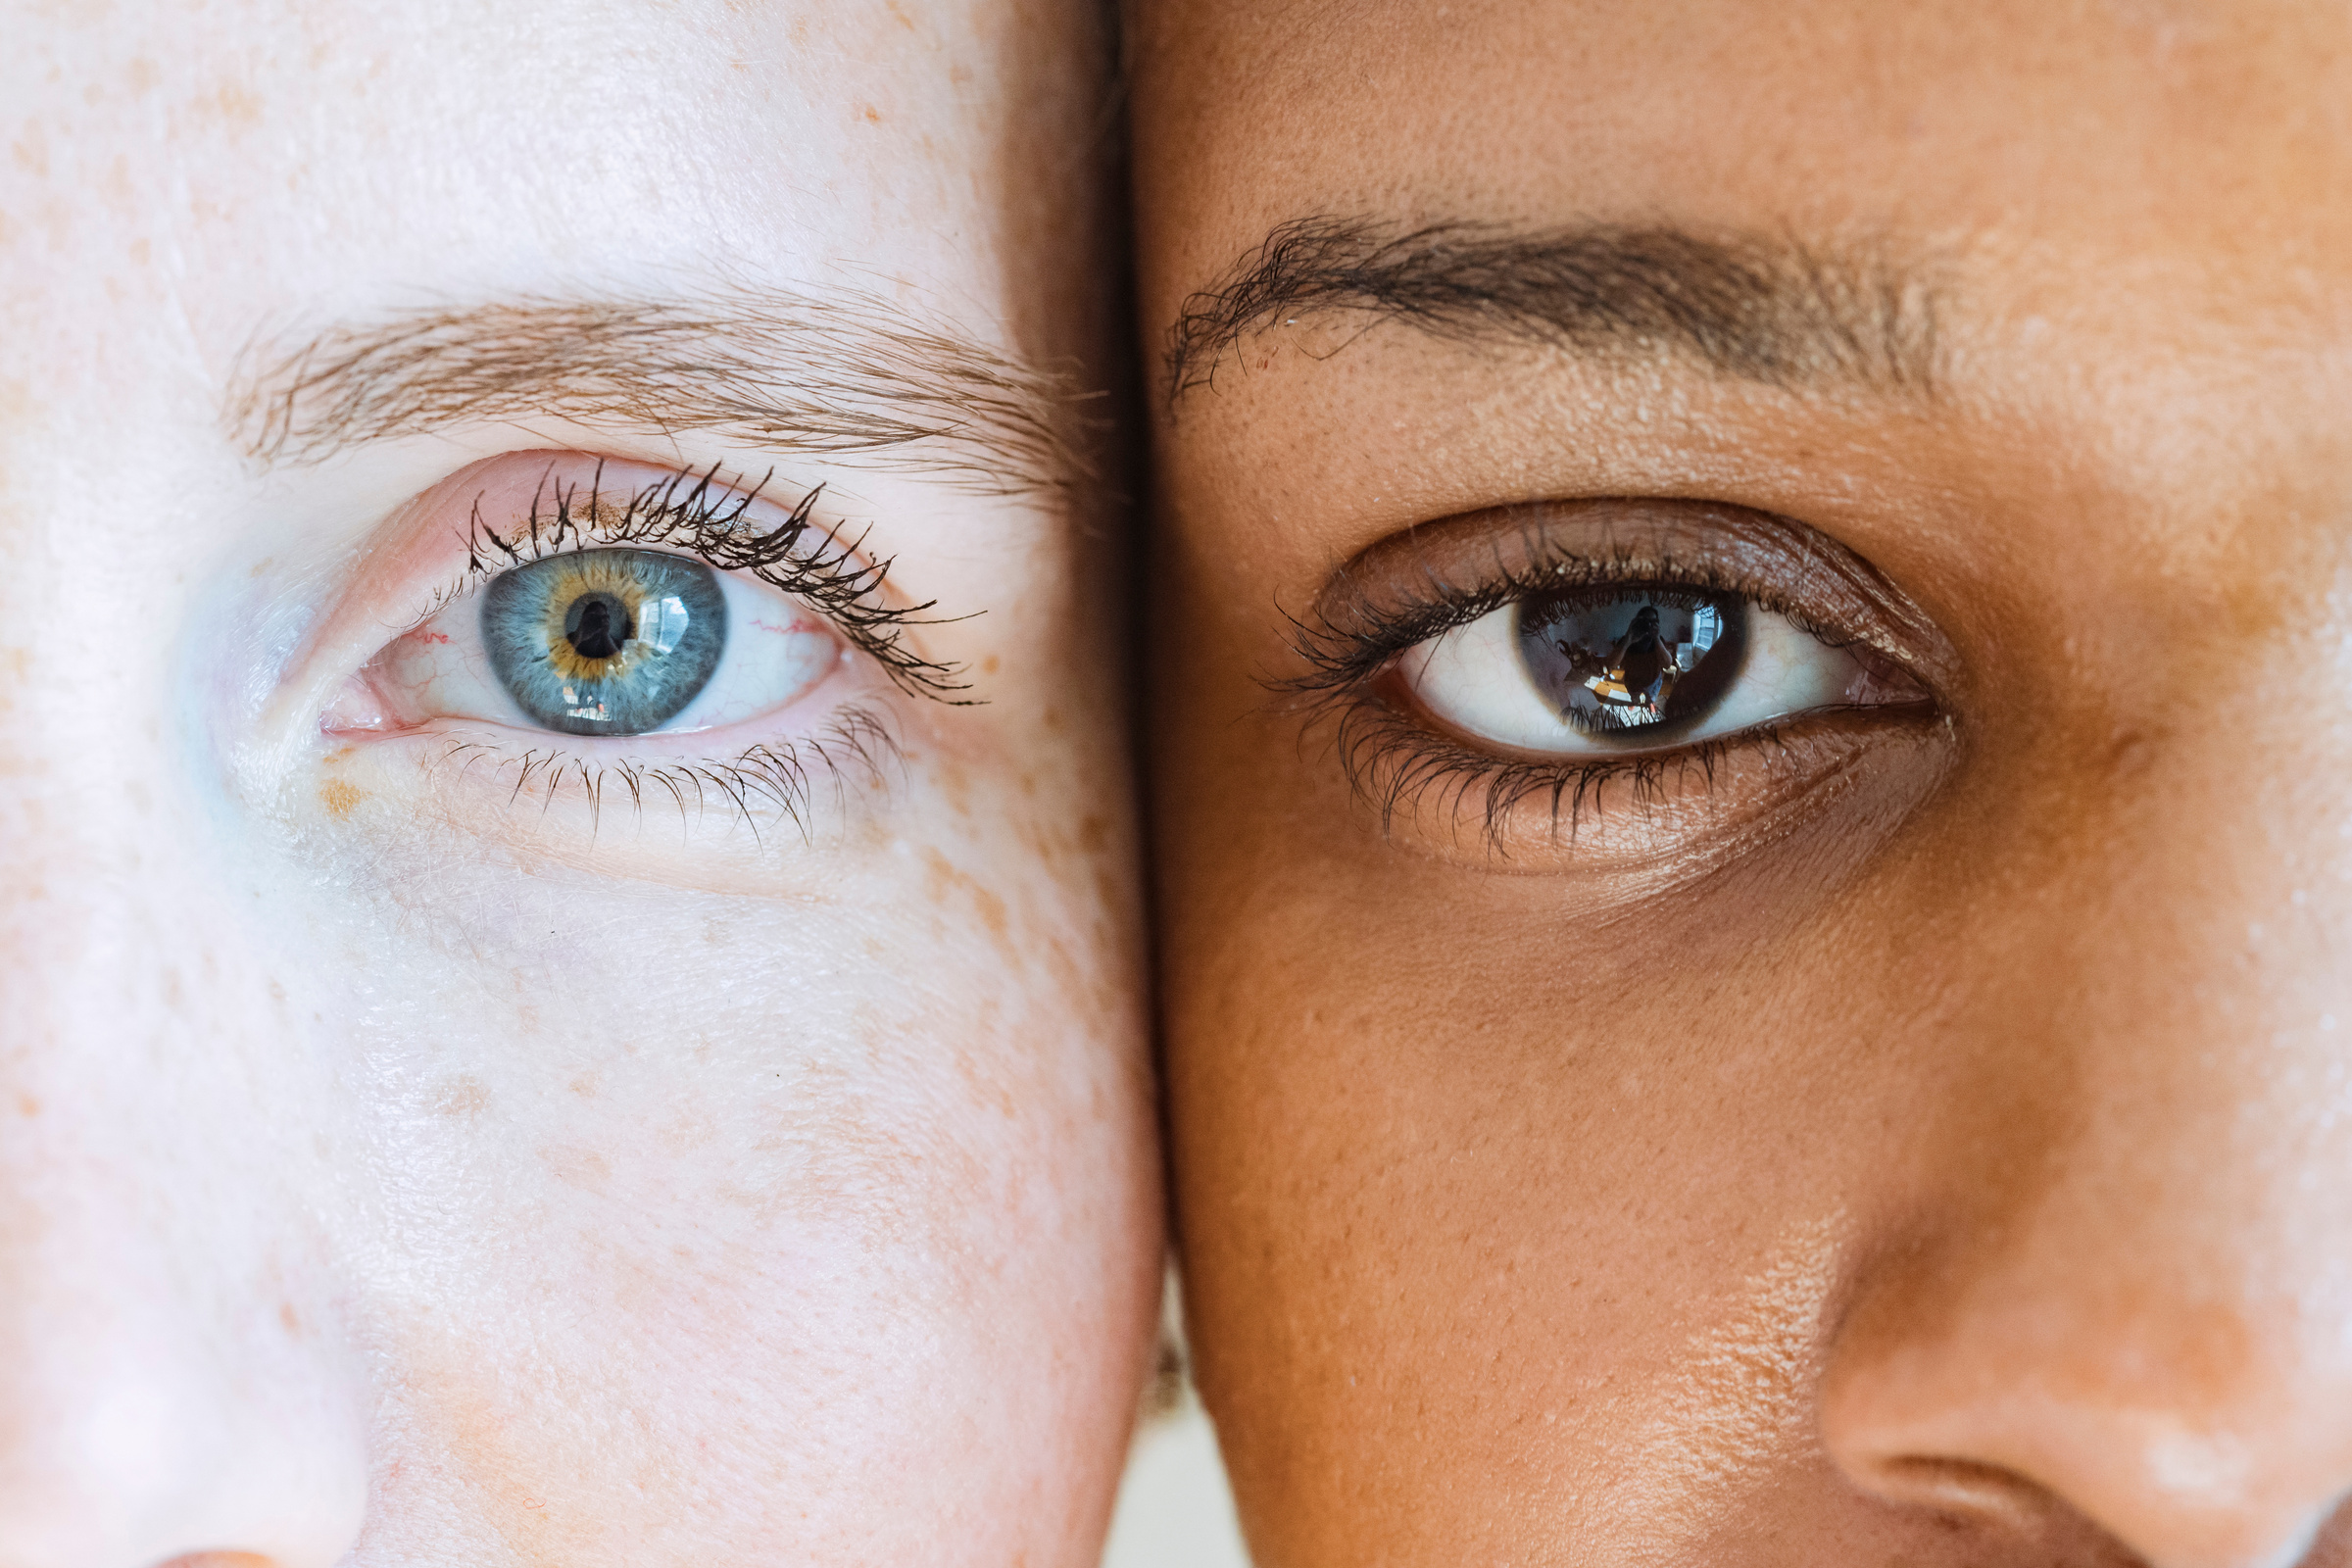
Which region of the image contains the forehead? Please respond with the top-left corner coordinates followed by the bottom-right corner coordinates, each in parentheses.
top-left (1135, 0), bottom-right (2352, 320)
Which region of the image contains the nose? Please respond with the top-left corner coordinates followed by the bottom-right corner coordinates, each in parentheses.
top-left (1816, 776), bottom-right (2352, 1568)
top-left (1821, 1218), bottom-right (2352, 1568)
top-left (0, 784), bottom-right (370, 1567)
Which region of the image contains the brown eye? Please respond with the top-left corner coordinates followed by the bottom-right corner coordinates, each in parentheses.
top-left (1398, 585), bottom-right (1901, 758)
top-left (1516, 591), bottom-right (1748, 743)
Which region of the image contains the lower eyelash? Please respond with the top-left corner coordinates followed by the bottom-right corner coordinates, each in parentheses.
top-left (1309, 688), bottom-right (1763, 850)
top-left (427, 706), bottom-right (904, 846)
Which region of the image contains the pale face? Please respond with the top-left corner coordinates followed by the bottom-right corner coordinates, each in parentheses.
top-left (1135, 4), bottom-right (2352, 1565)
top-left (0, 6), bottom-right (1157, 1567)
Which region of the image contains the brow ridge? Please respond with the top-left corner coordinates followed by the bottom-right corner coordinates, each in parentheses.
top-left (230, 286), bottom-right (1099, 496)
top-left (1164, 216), bottom-right (1942, 406)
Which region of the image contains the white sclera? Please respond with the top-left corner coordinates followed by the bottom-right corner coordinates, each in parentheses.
top-left (1401, 599), bottom-right (1871, 756)
top-left (374, 563), bottom-right (842, 736)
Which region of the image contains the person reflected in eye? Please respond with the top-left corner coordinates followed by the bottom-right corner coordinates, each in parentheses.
top-left (1132, 3), bottom-right (2352, 1566)
top-left (0, 5), bottom-right (1158, 1568)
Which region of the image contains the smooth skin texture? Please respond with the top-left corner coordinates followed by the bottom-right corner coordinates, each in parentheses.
top-left (0, 5), bottom-right (1157, 1567)
top-left (1134, 4), bottom-right (2352, 1566)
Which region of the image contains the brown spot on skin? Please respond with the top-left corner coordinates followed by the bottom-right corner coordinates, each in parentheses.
top-left (1079, 813), bottom-right (1109, 854)
top-left (279, 1301), bottom-right (300, 1336)
top-left (209, 80), bottom-right (263, 125)
top-left (247, 555), bottom-right (272, 576)
top-left (922, 847), bottom-right (1014, 949)
top-left (15, 1094), bottom-right (38, 1117)
top-left (431, 1076), bottom-right (490, 1119)
top-left (568, 1072), bottom-right (600, 1099)
top-left (859, 103), bottom-right (883, 123)
top-left (980, 654), bottom-right (1001, 674)
top-left (322, 746), bottom-right (353, 765)
top-left (319, 778), bottom-right (365, 816)
top-left (540, 1145), bottom-right (611, 1191)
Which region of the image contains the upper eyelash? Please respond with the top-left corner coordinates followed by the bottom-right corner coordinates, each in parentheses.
top-left (1278, 536), bottom-right (1864, 702)
top-left (456, 459), bottom-right (973, 703)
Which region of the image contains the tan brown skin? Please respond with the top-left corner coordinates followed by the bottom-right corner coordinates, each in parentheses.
top-left (1132, 4), bottom-right (2352, 1565)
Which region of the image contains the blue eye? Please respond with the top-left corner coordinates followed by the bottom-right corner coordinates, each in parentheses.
top-left (480, 549), bottom-right (728, 736)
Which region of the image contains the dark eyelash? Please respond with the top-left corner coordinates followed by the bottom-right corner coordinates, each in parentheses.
top-left (1278, 535), bottom-right (1852, 702)
top-left (1307, 692), bottom-right (1795, 851)
top-left (465, 459), bottom-right (972, 703)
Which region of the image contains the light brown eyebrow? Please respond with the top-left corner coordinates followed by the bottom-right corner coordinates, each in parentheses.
top-left (1165, 217), bottom-right (1944, 407)
top-left (229, 285), bottom-right (1099, 497)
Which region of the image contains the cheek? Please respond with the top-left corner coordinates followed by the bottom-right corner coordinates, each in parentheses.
top-left (293, 794), bottom-right (1152, 1553)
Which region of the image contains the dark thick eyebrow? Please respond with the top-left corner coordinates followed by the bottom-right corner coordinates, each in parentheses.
top-left (230, 286), bottom-right (1098, 496)
top-left (1164, 217), bottom-right (1942, 406)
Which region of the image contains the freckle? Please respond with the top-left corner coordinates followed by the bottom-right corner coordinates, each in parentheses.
top-left (1079, 814), bottom-right (1108, 853)
top-left (540, 1145), bottom-right (611, 1191)
top-left (431, 1075), bottom-right (490, 1118)
top-left (568, 1073), bottom-right (599, 1099)
top-left (858, 103), bottom-right (883, 123)
top-left (278, 1301), bottom-right (300, 1336)
top-left (268, 979), bottom-right (287, 1004)
top-left (319, 778), bottom-right (366, 817)
top-left (973, 885), bottom-right (1007, 940)
top-left (980, 655), bottom-right (1000, 675)
top-left (15, 1094), bottom-right (38, 1118)
top-left (247, 556), bottom-right (272, 577)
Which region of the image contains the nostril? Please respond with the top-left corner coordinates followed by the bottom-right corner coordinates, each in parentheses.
top-left (1869, 1455), bottom-right (2065, 1531)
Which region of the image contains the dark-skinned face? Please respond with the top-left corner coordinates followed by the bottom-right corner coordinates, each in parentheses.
top-left (1133, 4), bottom-right (2352, 1564)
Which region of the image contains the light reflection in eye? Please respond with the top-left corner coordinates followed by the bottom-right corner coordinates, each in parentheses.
top-left (1401, 587), bottom-right (1881, 756)
top-left (1517, 592), bottom-right (1744, 736)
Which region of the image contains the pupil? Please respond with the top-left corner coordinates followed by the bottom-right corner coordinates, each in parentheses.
top-left (564, 593), bottom-right (634, 662)
top-left (1515, 591), bottom-right (1743, 738)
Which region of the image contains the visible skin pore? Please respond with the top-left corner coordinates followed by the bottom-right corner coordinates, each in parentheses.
top-left (0, 6), bottom-right (1156, 1568)
top-left (1133, 4), bottom-right (2352, 1567)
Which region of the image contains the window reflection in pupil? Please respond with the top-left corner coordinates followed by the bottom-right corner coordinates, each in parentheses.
top-left (1515, 591), bottom-right (1743, 737)
top-left (564, 594), bottom-right (634, 662)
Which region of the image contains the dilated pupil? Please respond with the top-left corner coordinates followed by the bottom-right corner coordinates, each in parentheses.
top-left (564, 593), bottom-right (634, 662)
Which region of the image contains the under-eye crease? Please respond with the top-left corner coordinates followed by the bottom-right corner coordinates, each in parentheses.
top-left (1278, 499), bottom-right (1944, 852)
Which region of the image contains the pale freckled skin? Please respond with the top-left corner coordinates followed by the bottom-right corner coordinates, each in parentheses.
top-left (0, 5), bottom-right (1155, 1568)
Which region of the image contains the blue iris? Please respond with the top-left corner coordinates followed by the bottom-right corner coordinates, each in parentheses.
top-left (480, 549), bottom-right (728, 735)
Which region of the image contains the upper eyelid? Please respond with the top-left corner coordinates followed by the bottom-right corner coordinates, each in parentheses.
top-left (1284, 498), bottom-right (1955, 696)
